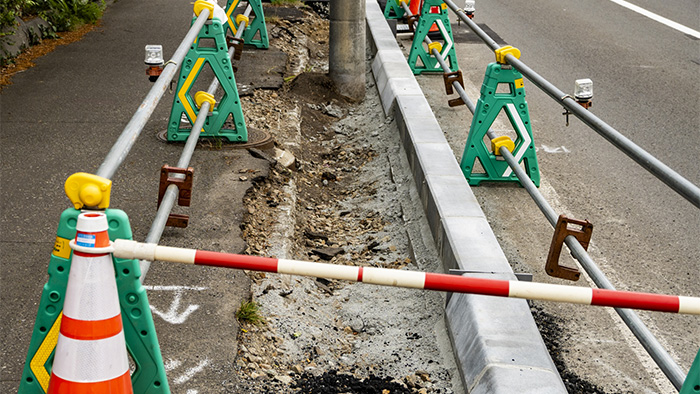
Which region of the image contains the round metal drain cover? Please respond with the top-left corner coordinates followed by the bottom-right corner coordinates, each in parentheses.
top-left (156, 127), bottom-right (274, 150)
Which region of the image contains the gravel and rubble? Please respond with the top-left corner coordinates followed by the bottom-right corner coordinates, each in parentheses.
top-left (220, 6), bottom-right (465, 392)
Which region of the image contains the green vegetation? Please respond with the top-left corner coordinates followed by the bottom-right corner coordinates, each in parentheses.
top-left (1, 0), bottom-right (104, 34)
top-left (235, 300), bottom-right (264, 325)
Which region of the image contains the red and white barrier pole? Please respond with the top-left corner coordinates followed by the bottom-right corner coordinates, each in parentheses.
top-left (110, 239), bottom-right (700, 315)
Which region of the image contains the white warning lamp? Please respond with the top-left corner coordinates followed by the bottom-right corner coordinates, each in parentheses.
top-left (574, 78), bottom-right (593, 101)
top-left (144, 45), bottom-right (164, 66)
top-left (465, 0), bottom-right (476, 18)
top-left (465, 1), bottom-right (476, 13)
top-left (145, 44), bottom-right (164, 82)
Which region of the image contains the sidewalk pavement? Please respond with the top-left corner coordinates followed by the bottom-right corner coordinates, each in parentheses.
top-left (0, 0), bottom-right (269, 391)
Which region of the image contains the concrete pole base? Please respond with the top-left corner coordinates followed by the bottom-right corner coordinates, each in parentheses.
top-left (329, 0), bottom-right (366, 102)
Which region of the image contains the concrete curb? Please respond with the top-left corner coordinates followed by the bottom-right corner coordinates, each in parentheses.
top-left (365, 1), bottom-right (567, 392)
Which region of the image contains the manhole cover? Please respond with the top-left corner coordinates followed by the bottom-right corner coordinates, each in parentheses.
top-left (156, 127), bottom-right (274, 150)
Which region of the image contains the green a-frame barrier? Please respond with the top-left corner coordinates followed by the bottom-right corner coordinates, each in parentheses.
top-left (225, 0), bottom-right (268, 49)
top-left (19, 208), bottom-right (169, 394)
top-left (681, 349), bottom-right (700, 394)
top-left (384, 0), bottom-right (408, 19)
top-left (460, 53), bottom-right (540, 187)
top-left (167, 9), bottom-right (247, 142)
top-left (407, 0), bottom-right (459, 75)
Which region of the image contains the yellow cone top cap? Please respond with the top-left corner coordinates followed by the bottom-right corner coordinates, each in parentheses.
top-left (65, 173), bottom-right (112, 209)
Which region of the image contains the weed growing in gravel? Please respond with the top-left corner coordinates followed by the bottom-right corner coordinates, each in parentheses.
top-left (236, 300), bottom-right (263, 325)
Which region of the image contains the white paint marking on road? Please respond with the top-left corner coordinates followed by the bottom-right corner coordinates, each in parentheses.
top-left (149, 290), bottom-right (200, 324)
top-left (540, 145), bottom-right (571, 154)
top-left (174, 358), bottom-right (211, 385)
top-left (163, 358), bottom-right (183, 371)
top-left (145, 285), bottom-right (205, 324)
top-left (143, 285), bottom-right (207, 291)
top-left (186, 390), bottom-right (198, 394)
top-left (607, 0), bottom-right (700, 39)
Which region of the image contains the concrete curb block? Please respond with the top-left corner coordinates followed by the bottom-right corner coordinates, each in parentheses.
top-left (365, 1), bottom-right (567, 392)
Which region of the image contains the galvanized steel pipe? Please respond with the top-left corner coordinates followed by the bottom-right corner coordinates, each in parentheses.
top-left (442, 0), bottom-right (700, 208)
top-left (139, 100), bottom-right (210, 280)
top-left (417, 13), bottom-right (688, 388)
top-left (96, 9), bottom-right (210, 180)
top-left (206, 5), bottom-right (251, 95)
top-left (140, 8), bottom-right (251, 280)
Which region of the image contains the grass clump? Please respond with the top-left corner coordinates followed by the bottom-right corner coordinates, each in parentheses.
top-left (235, 300), bottom-right (263, 325)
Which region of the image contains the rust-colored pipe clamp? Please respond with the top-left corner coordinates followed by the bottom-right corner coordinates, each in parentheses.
top-left (545, 215), bottom-right (593, 281)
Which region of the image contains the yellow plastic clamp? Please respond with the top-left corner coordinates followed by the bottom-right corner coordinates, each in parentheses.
top-left (397, 0), bottom-right (409, 5)
top-left (491, 136), bottom-right (515, 156)
top-left (235, 14), bottom-right (250, 27)
top-left (64, 172), bottom-right (112, 209)
top-left (494, 45), bottom-right (520, 64)
top-left (428, 42), bottom-right (443, 54)
top-left (193, 0), bottom-right (214, 19)
top-left (194, 91), bottom-right (216, 112)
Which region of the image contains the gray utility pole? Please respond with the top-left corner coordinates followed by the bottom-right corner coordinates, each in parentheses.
top-left (329, 0), bottom-right (366, 101)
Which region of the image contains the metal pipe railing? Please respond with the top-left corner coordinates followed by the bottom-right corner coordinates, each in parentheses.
top-left (96, 9), bottom-right (211, 180)
top-left (398, 4), bottom-right (687, 389)
top-left (139, 7), bottom-right (252, 280)
top-left (442, 0), bottom-right (700, 209)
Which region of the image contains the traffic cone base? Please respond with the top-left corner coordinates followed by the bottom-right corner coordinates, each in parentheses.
top-left (48, 370), bottom-right (131, 394)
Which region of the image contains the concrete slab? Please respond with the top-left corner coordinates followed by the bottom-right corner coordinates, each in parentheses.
top-left (366, 0), bottom-right (566, 391)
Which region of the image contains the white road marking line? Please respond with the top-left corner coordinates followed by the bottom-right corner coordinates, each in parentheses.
top-left (607, 0), bottom-right (700, 39)
top-left (174, 358), bottom-right (210, 385)
top-left (143, 285), bottom-right (208, 291)
top-left (149, 289), bottom-right (200, 324)
top-left (540, 145), bottom-right (570, 154)
top-left (164, 358), bottom-right (183, 371)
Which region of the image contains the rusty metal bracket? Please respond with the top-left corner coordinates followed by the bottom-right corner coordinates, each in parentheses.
top-left (158, 165), bottom-right (194, 228)
top-left (443, 70), bottom-right (463, 95)
top-left (448, 97), bottom-right (465, 107)
top-left (407, 14), bottom-right (420, 33)
top-left (443, 71), bottom-right (465, 106)
top-left (227, 36), bottom-right (244, 61)
top-left (545, 215), bottom-right (593, 281)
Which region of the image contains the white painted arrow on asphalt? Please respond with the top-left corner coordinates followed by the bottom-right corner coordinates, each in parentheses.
top-left (143, 285), bottom-right (207, 324)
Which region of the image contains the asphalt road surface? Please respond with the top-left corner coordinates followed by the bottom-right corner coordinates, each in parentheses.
top-left (412, 0), bottom-right (698, 392)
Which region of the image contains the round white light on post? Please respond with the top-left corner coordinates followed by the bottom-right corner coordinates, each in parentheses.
top-left (465, 0), bottom-right (476, 18)
top-left (145, 44), bottom-right (164, 82)
top-left (145, 45), bottom-right (164, 66)
top-left (574, 78), bottom-right (593, 101)
top-left (564, 78), bottom-right (593, 126)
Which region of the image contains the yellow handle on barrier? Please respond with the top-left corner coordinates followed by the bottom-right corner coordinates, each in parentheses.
top-left (491, 136), bottom-right (515, 155)
top-left (495, 45), bottom-right (521, 64)
top-left (193, 0), bottom-right (214, 19)
top-left (65, 173), bottom-right (112, 209)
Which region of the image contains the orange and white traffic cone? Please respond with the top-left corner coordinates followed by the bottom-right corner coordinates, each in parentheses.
top-left (409, 0), bottom-right (440, 33)
top-left (48, 212), bottom-right (133, 394)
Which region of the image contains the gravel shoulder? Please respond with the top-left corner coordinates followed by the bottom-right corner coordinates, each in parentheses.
top-left (223, 7), bottom-right (465, 393)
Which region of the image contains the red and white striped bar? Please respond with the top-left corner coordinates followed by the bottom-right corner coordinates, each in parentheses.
top-left (112, 239), bottom-right (700, 315)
